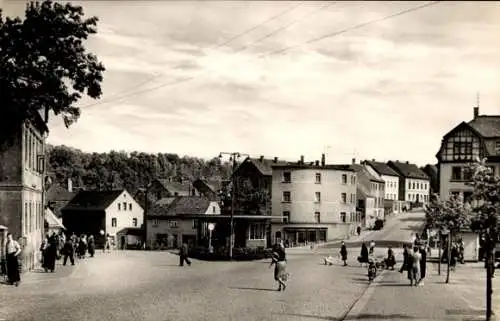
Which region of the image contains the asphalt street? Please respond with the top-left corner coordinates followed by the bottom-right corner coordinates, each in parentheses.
top-left (0, 212), bottom-right (426, 321)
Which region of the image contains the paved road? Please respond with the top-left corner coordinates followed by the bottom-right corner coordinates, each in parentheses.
top-left (0, 212), bottom-right (426, 321)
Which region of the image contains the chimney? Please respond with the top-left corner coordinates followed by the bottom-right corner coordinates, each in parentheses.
top-left (474, 107), bottom-right (479, 119)
top-left (352, 158), bottom-right (356, 164)
top-left (67, 178), bottom-right (73, 193)
top-left (273, 157), bottom-right (278, 163)
top-left (300, 155), bottom-right (304, 164)
top-left (315, 160), bottom-right (319, 166)
top-left (321, 154), bottom-right (325, 166)
top-left (259, 155), bottom-right (264, 162)
top-left (406, 161), bottom-right (409, 164)
top-left (372, 159), bottom-right (375, 162)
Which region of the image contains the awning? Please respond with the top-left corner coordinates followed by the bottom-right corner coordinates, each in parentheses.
top-left (45, 208), bottom-right (65, 229)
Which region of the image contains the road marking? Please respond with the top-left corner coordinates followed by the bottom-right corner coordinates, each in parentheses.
top-left (342, 269), bottom-right (389, 320)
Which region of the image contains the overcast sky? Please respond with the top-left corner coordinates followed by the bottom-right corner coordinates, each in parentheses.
top-left (3, 1), bottom-right (500, 165)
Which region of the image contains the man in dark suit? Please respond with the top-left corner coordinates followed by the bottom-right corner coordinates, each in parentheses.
top-left (179, 242), bottom-right (191, 267)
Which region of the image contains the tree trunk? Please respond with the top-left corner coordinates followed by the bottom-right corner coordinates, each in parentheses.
top-left (438, 232), bottom-right (442, 275)
top-left (446, 233), bottom-right (452, 284)
top-left (486, 242), bottom-right (495, 321)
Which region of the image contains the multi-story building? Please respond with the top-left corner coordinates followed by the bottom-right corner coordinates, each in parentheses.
top-left (271, 155), bottom-right (357, 246)
top-left (0, 114), bottom-right (48, 271)
top-left (436, 106), bottom-right (500, 201)
top-left (387, 161), bottom-right (430, 207)
top-left (362, 160), bottom-right (399, 201)
top-left (350, 160), bottom-right (385, 228)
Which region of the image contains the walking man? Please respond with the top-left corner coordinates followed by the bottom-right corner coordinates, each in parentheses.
top-left (340, 241), bottom-right (348, 266)
top-left (5, 233), bottom-right (22, 286)
top-left (179, 242), bottom-right (191, 267)
top-left (62, 237), bottom-right (75, 266)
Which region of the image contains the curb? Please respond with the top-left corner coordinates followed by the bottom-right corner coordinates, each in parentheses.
top-left (342, 269), bottom-right (389, 320)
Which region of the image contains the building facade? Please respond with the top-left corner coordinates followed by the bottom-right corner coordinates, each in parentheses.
top-left (271, 158), bottom-right (357, 246)
top-left (363, 160), bottom-right (400, 201)
top-left (0, 117), bottom-right (48, 271)
top-left (62, 189), bottom-right (144, 245)
top-left (350, 161), bottom-right (385, 228)
top-left (436, 106), bottom-right (500, 201)
top-left (387, 161), bottom-right (430, 206)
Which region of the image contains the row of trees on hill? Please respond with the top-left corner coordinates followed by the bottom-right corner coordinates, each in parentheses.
top-left (47, 145), bottom-right (233, 194)
top-left (424, 157), bottom-right (500, 321)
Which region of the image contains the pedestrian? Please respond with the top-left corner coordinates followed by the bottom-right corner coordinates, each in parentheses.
top-left (179, 242), bottom-right (191, 267)
top-left (44, 234), bottom-right (58, 273)
top-left (358, 243), bottom-right (369, 267)
top-left (40, 234), bottom-right (49, 270)
top-left (269, 241), bottom-right (288, 291)
top-left (369, 240), bottom-right (375, 255)
top-left (450, 244), bottom-right (458, 272)
top-left (87, 235), bottom-right (95, 258)
top-left (78, 234), bottom-right (87, 259)
top-left (5, 233), bottom-right (22, 286)
top-left (419, 245), bottom-right (427, 285)
top-left (340, 241), bottom-right (348, 266)
top-left (399, 244), bottom-right (409, 274)
top-left (62, 237), bottom-right (75, 266)
top-left (104, 234), bottom-right (112, 253)
top-left (385, 246), bottom-right (396, 270)
top-left (356, 226), bottom-right (361, 236)
top-left (409, 247), bottom-right (421, 286)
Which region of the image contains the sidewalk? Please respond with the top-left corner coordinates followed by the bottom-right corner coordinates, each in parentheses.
top-left (428, 261), bottom-right (500, 318)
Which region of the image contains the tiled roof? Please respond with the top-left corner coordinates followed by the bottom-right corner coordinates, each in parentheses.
top-left (46, 184), bottom-right (75, 202)
top-left (349, 164), bottom-right (384, 183)
top-left (62, 190), bottom-right (124, 212)
top-left (387, 161), bottom-right (429, 180)
top-left (149, 196), bottom-right (211, 217)
top-left (271, 163), bottom-right (354, 171)
top-left (363, 160), bottom-right (399, 177)
top-left (156, 179), bottom-right (192, 196)
top-left (244, 158), bottom-right (288, 176)
top-left (468, 116), bottom-right (500, 138)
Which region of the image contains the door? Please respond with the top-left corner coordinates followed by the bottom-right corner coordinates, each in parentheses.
top-left (121, 236), bottom-right (126, 250)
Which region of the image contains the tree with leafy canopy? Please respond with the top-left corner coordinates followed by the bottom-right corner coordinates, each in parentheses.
top-left (0, 0), bottom-right (104, 143)
top-left (424, 193), bottom-right (471, 284)
top-left (468, 157), bottom-right (500, 321)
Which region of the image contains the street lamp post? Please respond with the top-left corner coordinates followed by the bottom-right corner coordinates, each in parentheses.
top-left (219, 152), bottom-right (249, 260)
top-left (208, 223), bottom-right (215, 253)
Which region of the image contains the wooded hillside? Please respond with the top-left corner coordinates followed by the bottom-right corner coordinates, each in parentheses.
top-left (46, 145), bottom-right (232, 194)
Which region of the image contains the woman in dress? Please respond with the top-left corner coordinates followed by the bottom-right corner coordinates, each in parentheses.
top-left (269, 242), bottom-right (288, 291)
top-left (358, 243), bottom-right (369, 267)
top-left (5, 233), bottom-right (22, 286)
top-left (340, 241), bottom-right (348, 266)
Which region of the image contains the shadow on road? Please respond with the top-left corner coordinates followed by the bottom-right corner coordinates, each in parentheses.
top-left (278, 313), bottom-right (339, 320)
top-left (399, 217), bottom-right (425, 223)
top-left (229, 287), bottom-right (277, 292)
top-left (345, 313), bottom-right (416, 319)
top-left (376, 282), bottom-right (411, 287)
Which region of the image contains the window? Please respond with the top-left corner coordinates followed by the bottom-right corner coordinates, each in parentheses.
top-left (248, 223), bottom-right (266, 240)
top-left (315, 173), bottom-right (322, 184)
top-left (342, 174), bottom-right (347, 184)
top-left (341, 193), bottom-right (347, 204)
top-left (407, 182), bottom-right (411, 189)
top-left (282, 211), bottom-right (290, 223)
top-left (314, 211), bottom-right (321, 223)
top-left (212, 206), bottom-right (216, 213)
top-left (496, 141), bottom-right (500, 155)
top-left (282, 191), bottom-right (291, 202)
top-left (192, 219), bottom-right (198, 229)
top-left (111, 218), bottom-right (117, 227)
top-left (340, 212), bottom-right (346, 223)
top-left (453, 141), bottom-right (473, 160)
top-left (169, 220), bottom-right (178, 228)
top-left (412, 182), bottom-right (415, 189)
top-left (350, 193), bottom-right (355, 204)
top-left (118, 203), bottom-right (121, 211)
top-left (283, 172), bottom-right (291, 183)
top-left (315, 192), bottom-right (321, 203)
top-left (123, 202), bottom-right (127, 211)
top-left (132, 218), bottom-right (138, 227)
top-left (153, 219), bottom-right (159, 226)
top-left (129, 203), bottom-right (132, 211)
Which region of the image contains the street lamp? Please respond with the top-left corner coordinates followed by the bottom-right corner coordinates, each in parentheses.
top-left (208, 223), bottom-right (215, 253)
top-left (218, 152), bottom-right (249, 260)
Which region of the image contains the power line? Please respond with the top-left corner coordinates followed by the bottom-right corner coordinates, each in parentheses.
top-left (232, 2), bottom-right (336, 54)
top-left (257, 1), bottom-right (440, 58)
top-left (83, 1), bottom-right (440, 108)
top-left (82, 2), bottom-right (303, 109)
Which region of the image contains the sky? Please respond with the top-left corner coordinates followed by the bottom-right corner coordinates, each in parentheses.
top-left (3, 1), bottom-right (500, 166)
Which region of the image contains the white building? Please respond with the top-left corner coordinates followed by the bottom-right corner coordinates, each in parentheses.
top-left (270, 156), bottom-right (357, 245)
top-left (362, 160), bottom-right (400, 201)
top-left (387, 161), bottom-right (430, 206)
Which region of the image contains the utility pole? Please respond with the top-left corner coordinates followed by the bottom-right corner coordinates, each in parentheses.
top-left (219, 152), bottom-right (249, 260)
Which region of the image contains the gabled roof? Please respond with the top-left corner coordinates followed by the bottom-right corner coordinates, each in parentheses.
top-left (155, 178), bottom-right (192, 196)
top-left (149, 196), bottom-right (212, 217)
top-left (468, 116), bottom-right (500, 138)
top-left (349, 164), bottom-right (384, 183)
top-left (62, 190), bottom-right (125, 212)
top-left (46, 184), bottom-right (76, 202)
top-left (363, 160), bottom-right (399, 177)
top-left (387, 161), bottom-right (429, 180)
top-left (238, 157), bottom-right (288, 176)
top-left (272, 163), bottom-right (355, 171)
top-left (192, 179), bottom-right (223, 193)
top-left (422, 164), bottom-right (438, 176)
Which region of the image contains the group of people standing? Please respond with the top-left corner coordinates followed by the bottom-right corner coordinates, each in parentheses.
top-left (40, 232), bottom-right (97, 270)
top-left (400, 244), bottom-right (427, 286)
